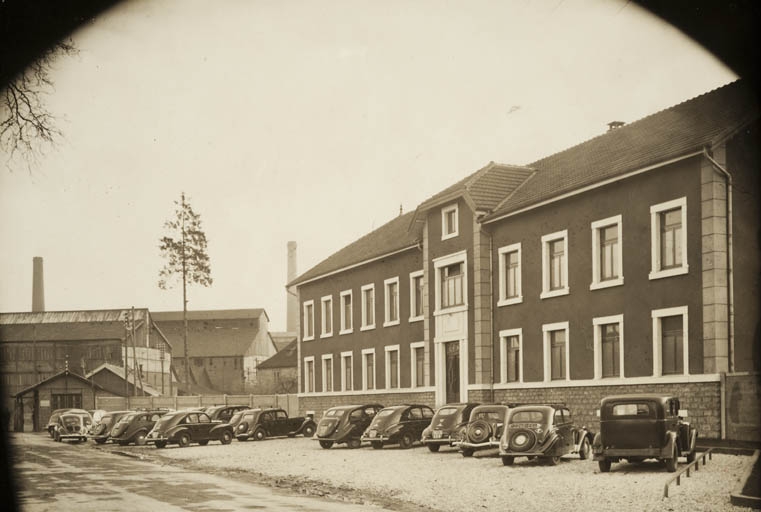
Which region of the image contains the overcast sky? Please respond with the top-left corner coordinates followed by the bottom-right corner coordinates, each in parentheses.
top-left (0, 0), bottom-right (737, 331)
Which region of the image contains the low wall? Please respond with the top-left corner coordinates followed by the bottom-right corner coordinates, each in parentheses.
top-left (726, 372), bottom-right (761, 442)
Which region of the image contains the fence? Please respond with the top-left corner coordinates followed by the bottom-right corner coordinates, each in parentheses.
top-left (96, 394), bottom-right (299, 417)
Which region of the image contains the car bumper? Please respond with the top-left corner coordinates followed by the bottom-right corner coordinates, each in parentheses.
top-left (422, 435), bottom-right (459, 446)
top-left (58, 433), bottom-right (87, 441)
top-left (360, 433), bottom-right (394, 443)
top-left (593, 447), bottom-right (670, 460)
top-left (455, 439), bottom-right (500, 450)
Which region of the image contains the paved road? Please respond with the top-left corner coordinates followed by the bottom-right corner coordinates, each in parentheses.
top-left (10, 433), bottom-right (380, 511)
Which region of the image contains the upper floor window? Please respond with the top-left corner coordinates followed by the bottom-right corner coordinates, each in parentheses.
top-left (498, 243), bottom-right (522, 306)
top-left (383, 277), bottom-right (400, 327)
top-left (649, 197), bottom-right (688, 280)
top-left (593, 314), bottom-right (624, 379)
top-left (499, 328), bottom-right (523, 383)
top-left (360, 284), bottom-right (375, 331)
top-left (339, 290), bottom-right (353, 334)
top-left (543, 322), bottom-right (569, 382)
top-left (441, 262), bottom-right (464, 308)
top-left (541, 230), bottom-right (569, 299)
top-left (591, 215), bottom-right (623, 290)
top-left (409, 270), bottom-right (424, 322)
top-left (652, 306), bottom-right (689, 376)
top-left (320, 295), bottom-right (333, 338)
top-left (441, 203), bottom-right (459, 240)
top-left (302, 301), bottom-right (315, 341)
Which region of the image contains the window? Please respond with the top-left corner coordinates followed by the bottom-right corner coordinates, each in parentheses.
top-left (543, 322), bottom-right (569, 382)
top-left (322, 354), bottom-right (333, 392)
top-left (652, 306), bottom-right (689, 376)
top-left (409, 270), bottom-right (424, 322)
top-left (303, 300), bottom-right (315, 341)
top-left (385, 345), bottom-right (400, 389)
top-left (383, 277), bottom-right (400, 327)
top-left (541, 230), bottom-right (569, 299)
top-left (441, 262), bottom-right (464, 308)
top-left (362, 348), bottom-right (375, 390)
top-left (650, 197), bottom-right (688, 279)
top-left (410, 341), bottom-right (425, 387)
top-left (340, 351), bottom-right (353, 391)
top-left (593, 315), bottom-right (624, 379)
top-left (339, 290), bottom-right (353, 334)
top-left (591, 215), bottom-right (623, 290)
top-left (498, 243), bottom-right (522, 306)
top-left (441, 203), bottom-right (459, 240)
top-left (360, 284), bottom-right (375, 331)
top-left (303, 357), bottom-right (315, 393)
top-left (499, 328), bottom-right (523, 383)
top-left (320, 296), bottom-right (333, 338)
top-left (51, 393), bottom-right (82, 410)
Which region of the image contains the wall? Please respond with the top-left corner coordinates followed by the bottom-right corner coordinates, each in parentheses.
top-left (725, 372), bottom-right (761, 442)
top-left (254, 367), bottom-right (298, 394)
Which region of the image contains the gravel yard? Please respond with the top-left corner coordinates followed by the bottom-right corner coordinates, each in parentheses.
top-left (105, 439), bottom-right (755, 512)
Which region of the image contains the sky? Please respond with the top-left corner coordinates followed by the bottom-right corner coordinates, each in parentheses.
top-left (0, 0), bottom-right (737, 331)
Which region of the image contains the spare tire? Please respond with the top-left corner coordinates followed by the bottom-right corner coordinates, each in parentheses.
top-left (509, 429), bottom-right (537, 452)
top-left (467, 420), bottom-right (492, 444)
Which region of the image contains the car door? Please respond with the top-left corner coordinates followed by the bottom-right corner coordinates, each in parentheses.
top-left (184, 413), bottom-right (199, 440)
top-left (197, 412), bottom-right (213, 439)
top-left (421, 406), bottom-right (434, 437)
top-left (260, 411), bottom-right (276, 435)
top-left (407, 407), bottom-right (424, 438)
top-left (274, 410), bottom-right (290, 436)
top-left (552, 409), bottom-right (568, 454)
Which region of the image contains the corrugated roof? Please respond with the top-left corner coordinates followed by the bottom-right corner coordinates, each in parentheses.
top-left (86, 363), bottom-right (161, 396)
top-left (0, 309), bottom-right (145, 343)
top-left (257, 340), bottom-right (296, 370)
top-left (151, 309), bottom-right (268, 322)
top-left (487, 80), bottom-right (758, 220)
top-left (0, 309), bottom-right (148, 324)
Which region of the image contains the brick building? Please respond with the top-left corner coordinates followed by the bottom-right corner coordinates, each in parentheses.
top-left (290, 80), bottom-right (760, 441)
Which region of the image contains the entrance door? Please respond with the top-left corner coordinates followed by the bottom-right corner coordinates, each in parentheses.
top-left (445, 341), bottom-right (460, 404)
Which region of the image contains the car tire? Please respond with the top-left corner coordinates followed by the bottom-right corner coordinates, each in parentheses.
top-left (371, 441), bottom-right (383, 450)
top-left (155, 441), bottom-right (167, 449)
top-left (665, 444), bottom-right (678, 472)
top-left (347, 438), bottom-right (361, 449)
top-left (253, 428), bottom-right (266, 441)
top-left (198, 440), bottom-right (209, 446)
top-left (461, 448), bottom-right (474, 458)
top-left (598, 458), bottom-right (611, 472)
top-left (135, 432), bottom-right (147, 446)
top-left (303, 424), bottom-right (315, 437)
top-left (399, 433), bottom-right (414, 449)
top-left (686, 450), bottom-right (696, 463)
top-left (178, 433), bottom-right (191, 448)
top-left (427, 444), bottom-right (440, 453)
top-left (54, 432), bottom-right (61, 442)
top-left (579, 437), bottom-right (591, 460)
top-left (501, 456), bottom-right (515, 466)
top-left (319, 440), bottom-right (334, 449)
top-left (221, 431), bottom-right (232, 445)
top-left (544, 456), bottom-right (561, 466)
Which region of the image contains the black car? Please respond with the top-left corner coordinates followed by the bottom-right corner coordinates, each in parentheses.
top-left (109, 409), bottom-right (170, 446)
top-left (315, 404), bottom-right (384, 449)
top-left (455, 404), bottom-right (509, 457)
top-left (204, 405), bottom-right (250, 423)
top-left (421, 403), bottom-right (479, 452)
top-left (235, 408), bottom-right (316, 441)
top-left (90, 410), bottom-right (131, 444)
top-left (360, 404), bottom-right (434, 449)
top-left (146, 410), bottom-right (234, 448)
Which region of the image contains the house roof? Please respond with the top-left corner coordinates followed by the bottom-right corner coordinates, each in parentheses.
top-left (288, 211), bottom-right (420, 287)
top-left (85, 362), bottom-right (161, 396)
top-left (270, 332), bottom-right (297, 352)
top-left (14, 369), bottom-right (109, 397)
top-left (150, 308), bottom-right (268, 322)
top-left (257, 340), bottom-right (296, 370)
top-left (152, 311), bottom-right (264, 357)
top-left (485, 79), bottom-right (758, 220)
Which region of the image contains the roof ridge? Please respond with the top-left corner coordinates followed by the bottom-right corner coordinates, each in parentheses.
top-left (492, 169), bottom-right (538, 212)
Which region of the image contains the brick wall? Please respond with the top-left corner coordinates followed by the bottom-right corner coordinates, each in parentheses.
top-left (300, 392), bottom-right (435, 418)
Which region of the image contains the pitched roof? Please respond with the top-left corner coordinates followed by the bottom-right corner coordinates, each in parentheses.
top-left (486, 80), bottom-right (758, 220)
top-left (85, 363), bottom-right (161, 396)
top-left (150, 309), bottom-right (268, 322)
top-left (257, 340), bottom-right (296, 370)
top-left (14, 369), bottom-right (109, 397)
top-left (0, 309), bottom-right (149, 343)
top-left (270, 332), bottom-right (297, 352)
top-left (288, 211), bottom-right (420, 287)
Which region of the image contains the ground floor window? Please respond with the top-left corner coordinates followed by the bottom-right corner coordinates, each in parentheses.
top-left (652, 306), bottom-right (689, 376)
top-left (543, 322), bottom-right (569, 382)
top-left (362, 349), bottom-right (375, 390)
top-left (51, 393), bottom-right (82, 410)
top-left (385, 345), bottom-right (400, 389)
top-left (593, 315), bottom-right (624, 379)
top-left (500, 328), bottom-right (522, 383)
top-left (410, 342), bottom-right (425, 387)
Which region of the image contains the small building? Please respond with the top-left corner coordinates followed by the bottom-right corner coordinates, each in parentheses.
top-left (86, 362), bottom-right (161, 398)
top-left (254, 340), bottom-right (298, 394)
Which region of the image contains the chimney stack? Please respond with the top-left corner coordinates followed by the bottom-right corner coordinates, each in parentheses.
top-left (607, 121), bottom-right (625, 131)
top-left (32, 256), bottom-right (45, 312)
top-left (286, 242), bottom-right (298, 333)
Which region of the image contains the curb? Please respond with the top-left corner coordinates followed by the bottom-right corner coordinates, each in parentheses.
top-left (730, 449), bottom-right (761, 509)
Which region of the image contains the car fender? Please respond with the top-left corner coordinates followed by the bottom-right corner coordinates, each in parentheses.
top-left (573, 428), bottom-right (594, 452)
top-left (294, 418), bottom-right (316, 435)
top-left (210, 424), bottom-right (232, 438)
top-left (688, 427), bottom-right (698, 454)
top-left (663, 431), bottom-right (678, 457)
top-left (166, 426), bottom-right (191, 442)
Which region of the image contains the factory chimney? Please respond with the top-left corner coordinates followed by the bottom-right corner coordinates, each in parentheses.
top-left (32, 256), bottom-right (45, 312)
top-left (286, 242), bottom-right (298, 333)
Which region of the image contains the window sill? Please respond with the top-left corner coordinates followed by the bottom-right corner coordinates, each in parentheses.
top-left (497, 296), bottom-right (523, 307)
top-left (590, 278), bottom-right (624, 291)
top-left (649, 266), bottom-right (689, 280)
top-left (441, 232), bottom-right (458, 241)
top-left (383, 320), bottom-right (400, 328)
top-left (408, 315), bottom-right (424, 323)
top-left (303, 336), bottom-right (315, 342)
top-left (540, 288), bottom-right (569, 300)
top-left (359, 324), bottom-right (375, 332)
top-left (339, 329), bottom-right (353, 336)
top-left (320, 333), bottom-right (333, 339)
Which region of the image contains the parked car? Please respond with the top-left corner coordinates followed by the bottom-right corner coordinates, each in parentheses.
top-left (499, 404), bottom-right (593, 466)
top-left (204, 405), bottom-right (250, 423)
top-left (455, 404), bottom-right (509, 457)
top-left (226, 409), bottom-right (250, 432)
top-left (47, 408), bottom-right (91, 438)
top-left (90, 410), bottom-right (132, 444)
top-left (109, 409), bottom-right (169, 446)
top-left (421, 403), bottom-right (480, 452)
top-left (315, 404), bottom-right (384, 449)
top-left (146, 410), bottom-right (234, 448)
top-left (235, 408), bottom-right (316, 441)
top-left (592, 394), bottom-right (697, 473)
top-left (360, 404), bottom-right (434, 449)
top-left (52, 412), bottom-right (90, 443)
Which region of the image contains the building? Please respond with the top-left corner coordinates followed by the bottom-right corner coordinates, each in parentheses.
top-left (255, 339), bottom-right (298, 394)
top-left (290, 80), bottom-right (761, 441)
top-left (152, 308), bottom-right (277, 395)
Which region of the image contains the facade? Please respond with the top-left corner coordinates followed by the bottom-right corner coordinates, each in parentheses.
top-left (291, 80), bottom-right (761, 441)
top-left (254, 339), bottom-right (298, 394)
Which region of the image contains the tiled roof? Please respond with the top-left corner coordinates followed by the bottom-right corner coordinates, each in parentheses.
top-left (486, 80), bottom-right (758, 220)
top-left (289, 211), bottom-right (420, 287)
top-left (257, 340), bottom-right (296, 370)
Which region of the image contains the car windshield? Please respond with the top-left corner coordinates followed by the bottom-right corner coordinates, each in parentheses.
top-left (473, 410), bottom-right (502, 421)
top-left (612, 403), bottom-right (651, 416)
top-left (325, 409), bottom-right (346, 418)
top-left (511, 411), bottom-right (545, 423)
top-left (118, 413), bottom-right (137, 424)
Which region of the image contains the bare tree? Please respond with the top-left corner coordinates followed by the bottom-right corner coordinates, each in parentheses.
top-left (1, 40), bottom-right (77, 171)
top-left (159, 192), bottom-right (213, 394)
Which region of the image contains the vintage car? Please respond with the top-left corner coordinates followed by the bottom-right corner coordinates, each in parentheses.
top-left (47, 408), bottom-right (91, 438)
top-left (499, 404), bottom-right (593, 466)
top-left (90, 410), bottom-right (132, 444)
top-left (592, 395), bottom-right (697, 473)
top-left (421, 403), bottom-right (480, 452)
top-left (146, 410), bottom-right (234, 448)
top-left (204, 405), bottom-right (250, 423)
top-left (52, 412), bottom-right (90, 443)
top-left (235, 408), bottom-right (316, 441)
top-left (455, 404), bottom-right (509, 457)
top-left (360, 404), bottom-right (434, 449)
top-left (109, 409), bottom-right (169, 446)
top-left (315, 404), bottom-right (384, 449)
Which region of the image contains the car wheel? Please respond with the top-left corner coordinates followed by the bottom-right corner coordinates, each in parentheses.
top-left (427, 444), bottom-right (440, 453)
top-left (598, 458), bottom-right (611, 472)
top-left (198, 440), bottom-right (209, 446)
top-left (347, 438), bottom-right (361, 449)
top-left (155, 441), bottom-right (167, 449)
top-left (501, 456), bottom-right (515, 466)
top-left (371, 441), bottom-right (383, 450)
top-left (135, 432), bottom-right (147, 446)
top-left (253, 428), bottom-right (266, 441)
top-left (94, 438), bottom-right (106, 445)
top-left (665, 444), bottom-right (678, 472)
top-left (579, 437), bottom-right (591, 460)
top-left (303, 424), bottom-right (315, 437)
top-left (399, 433), bottom-right (414, 449)
top-left (319, 440), bottom-right (334, 449)
top-left (686, 450), bottom-right (696, 463)
top-left (54, 432), bottom-right (61, 442)
top-left (178, 433), bottom-right (191, 448)
top-left (461, 448), bottom-right (474, 458)
top-left (544, 456), bottom-right (561, 466)
top-left (221, 431), bottom-right (232, 445)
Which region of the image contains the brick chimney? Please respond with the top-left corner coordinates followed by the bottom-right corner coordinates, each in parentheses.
top-left (286, 242), bottom-right (298, 333)
top-left (32, 256), bottom-right (45, 312)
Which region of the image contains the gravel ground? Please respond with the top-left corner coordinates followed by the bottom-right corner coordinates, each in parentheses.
top-left (103, 438), bottom-right (755, 512)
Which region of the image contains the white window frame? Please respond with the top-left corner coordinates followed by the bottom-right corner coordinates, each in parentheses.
top-left (384, 344), bottom-right (401, 390)
top-left (409, 270), bottom-right (424, 322)
top-left (361, 348), bottom-right (376, 391)
top-left (340, 351), bottom-right (353, 391)
top-left (320, 295), bottom-right (333, 338)
top-left (321, 354), bottom-right (333, 392)
top-left (542, 321), bottom-right (570, 382)
top-left (383, 276), bottom-right (401, 327)
top-left (441, 203), bottom-right (459, 240)
top-left (652, 306), bottom-right (689, 377)
top-left (302, 300), bottom-right (315, 341)
top-left (410, 341), bottom-right (426, 388)
top-left (593, 314), bottom-right (624, 380)
top-left (498, 243), bottom-right (523, 306)
top-left (433, 250), bottom-right (468, 315)
top-left (499, 328), bottom-right (523, 383)
top-left (590, 215), bottom-right (624, 290)
top-left (303, 356), bottom-right (315, 393)
top-left (339, 290), bottom-right (353, 335)
top-left (360, 283), bottom-right (375, 331)
top-left (541, 230), bottom-right (570, 299)
top-left (649, 197), bottom-right (689, 280)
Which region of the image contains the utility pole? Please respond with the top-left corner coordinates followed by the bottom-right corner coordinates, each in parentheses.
top-left (181, 192), bottom-right (190, 395)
